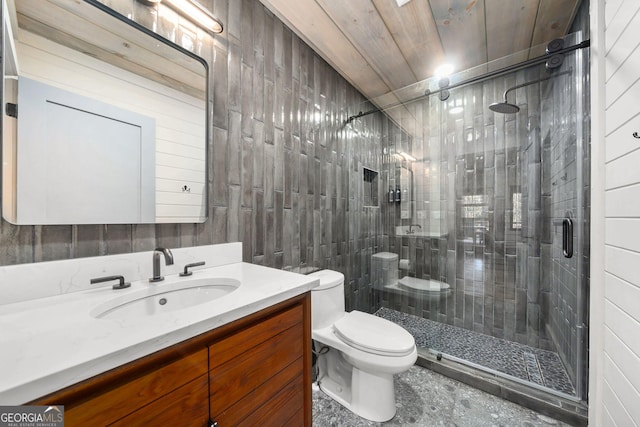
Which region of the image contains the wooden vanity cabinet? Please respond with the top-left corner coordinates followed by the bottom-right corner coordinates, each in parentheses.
top-left (30, 293), bottom-right (312, 426)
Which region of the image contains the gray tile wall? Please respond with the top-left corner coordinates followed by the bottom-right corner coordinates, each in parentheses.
top-left (0, 0), bottom-right (384, 312)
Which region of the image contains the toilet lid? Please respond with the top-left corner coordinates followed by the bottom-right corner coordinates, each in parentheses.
top-left (333, 311), bottom-right (415, 356)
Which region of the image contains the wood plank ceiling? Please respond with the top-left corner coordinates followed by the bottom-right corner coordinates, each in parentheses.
top-left (259, 0), bottom-right (583, 105)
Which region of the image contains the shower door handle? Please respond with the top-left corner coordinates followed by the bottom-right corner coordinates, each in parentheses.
top-left (562, 218), bottom-right (573, 258)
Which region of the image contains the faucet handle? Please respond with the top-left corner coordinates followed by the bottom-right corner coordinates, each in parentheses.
top-left (91, 275), bottom-right (131, 290)
top-left (180, 261), bottom-right (206, 277)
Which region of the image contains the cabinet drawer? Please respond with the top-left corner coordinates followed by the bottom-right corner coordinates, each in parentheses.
top-left (209, 303), bottom-right (303, 370)
top-left (63, 348), bottom-right (208, 426)
top-left (209, 321), bottom-right (303, 415)
top-left (111, 374), bottom-right (209, 427)
top-left (212, 357), bottom-right (302, 425)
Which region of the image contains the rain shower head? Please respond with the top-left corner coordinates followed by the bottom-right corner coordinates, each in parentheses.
top-left (489, 101), bottom-right (520, 114)
top-left (490, 69), bottom-right (571, 115)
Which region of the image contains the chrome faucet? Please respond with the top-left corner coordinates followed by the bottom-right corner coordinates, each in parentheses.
top-left (407, 224), bottom-right (422, 234)
top-left (149, 247), bottom-right (174, 282)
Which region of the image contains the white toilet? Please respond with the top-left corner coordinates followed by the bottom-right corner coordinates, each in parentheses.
top-left (309, 269), bottom-right (417, 422)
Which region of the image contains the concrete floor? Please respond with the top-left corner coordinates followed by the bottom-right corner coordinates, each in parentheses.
top-left (312, 365), bottom-right (575, 426)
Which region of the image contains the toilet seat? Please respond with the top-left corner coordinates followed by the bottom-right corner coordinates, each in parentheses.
top-left (398, 276), bottom-right (450, 293)
top-left (333, 311), bottom-right (415, 357)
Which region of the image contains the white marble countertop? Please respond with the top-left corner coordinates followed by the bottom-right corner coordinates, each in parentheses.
top-left (0, 261), bottom-right (319, 404)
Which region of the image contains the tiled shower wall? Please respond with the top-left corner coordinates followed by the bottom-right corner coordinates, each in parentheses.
top-left (0, 0), bottom-right (384, 312)
top-left (380, 52), bottom-right (588, 355)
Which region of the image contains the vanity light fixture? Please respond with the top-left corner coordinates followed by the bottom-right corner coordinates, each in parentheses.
top-left (163, 0), bottom-right (223, 34)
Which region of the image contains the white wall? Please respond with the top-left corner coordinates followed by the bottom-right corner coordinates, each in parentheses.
top-left (591, 0), bottom-right (640, 425)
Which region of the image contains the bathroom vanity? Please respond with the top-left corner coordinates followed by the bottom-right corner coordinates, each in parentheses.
top-left (0, 243), bottom-right (317, 426)
top-left (31, 294), bottom-right (310, 426)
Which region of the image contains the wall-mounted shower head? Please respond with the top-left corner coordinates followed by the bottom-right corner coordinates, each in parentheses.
top-left (489, 101), bottom-right (520, 114)
top-left (489, 69), bottom-right (571, 115)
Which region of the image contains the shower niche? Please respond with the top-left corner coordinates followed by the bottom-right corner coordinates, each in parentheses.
top-left (386, 165), bottom-right (412, 217)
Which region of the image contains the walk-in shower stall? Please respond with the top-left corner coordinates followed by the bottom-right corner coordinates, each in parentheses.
top-left (360, 32), bottom-right (590, 404)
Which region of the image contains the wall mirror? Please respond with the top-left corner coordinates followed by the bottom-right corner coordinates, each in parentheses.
top-left (2, 0), bottom-right (209, 224)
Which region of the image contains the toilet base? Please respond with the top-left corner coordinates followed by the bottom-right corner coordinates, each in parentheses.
top-left (319, 367), bottom-right (397, 422)
top-left (317, 348), bottom-right (398, 422)
top-left (352, 368), bottom-right (396, 421)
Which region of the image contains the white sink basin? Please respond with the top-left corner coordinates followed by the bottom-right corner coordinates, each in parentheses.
top-left (91, 277), bottom-right (240, 320)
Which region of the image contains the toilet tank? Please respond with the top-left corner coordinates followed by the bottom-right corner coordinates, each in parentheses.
top-left (371, 252), bottom-right (398, 289)
top-left (308, 270), bottom-right (345, 330)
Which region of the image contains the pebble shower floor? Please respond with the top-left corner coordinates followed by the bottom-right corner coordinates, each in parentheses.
top-left (375, 307), bottom-right (575, 395)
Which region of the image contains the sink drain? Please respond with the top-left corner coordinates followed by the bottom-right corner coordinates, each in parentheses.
top-left (158, 298), bottom-right (167, 306)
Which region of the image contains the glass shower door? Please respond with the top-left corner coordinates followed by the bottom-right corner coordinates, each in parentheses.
top-left (543, 42), bottom-right (588, 400)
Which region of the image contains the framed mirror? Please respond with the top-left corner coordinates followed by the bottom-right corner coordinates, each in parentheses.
top-left (2, 0), bottom-right (209, 224)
